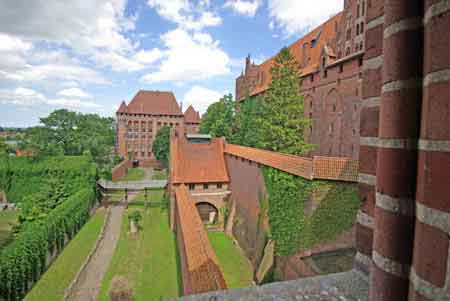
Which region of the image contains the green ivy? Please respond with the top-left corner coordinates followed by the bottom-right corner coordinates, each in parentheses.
top-left (262, 167), bottom-right (360, 257)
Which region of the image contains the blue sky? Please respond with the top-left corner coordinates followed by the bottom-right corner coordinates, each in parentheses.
top-left (0, 0), bottom-right (342, 127)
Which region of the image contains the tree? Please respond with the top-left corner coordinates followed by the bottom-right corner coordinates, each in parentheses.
top-left (260, 47), bottom-right (314, 155)
top-left (231, 95), bottom-right (264, 147)
top-left (200, 93), bottom-right (235, 140)
top-left (152, 126), bottom-right (170, 167)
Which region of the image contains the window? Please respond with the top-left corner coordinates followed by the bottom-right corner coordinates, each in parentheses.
top-left (141, 151), bottom-right (145, 156)
top-left (356, 24), bottom-right (360, 35)
top-left (203, 183), bottom-right (209, 190)
top-left (362, 1), bottom-right (365, 15)
top-left (310, 74), bottom-right (314, 82)
top-left (324, 69), bottom-right (328, 78)
top-left (357, 4), bottom-right (360, 17)
top-left (339, 64), bottom-right (344, 73)
top-left (360, 22), bottom-right (364, 33)
top-left (333, 103), bottom-right (337, 112)
top-left (358, 56), bottom-right (363, 67)
top-left (189, 184), bottom-right (195, 191)
top-left (346, 47), bottom-right (351, 56)
top-left (217, 183), bottom-right (222, 189)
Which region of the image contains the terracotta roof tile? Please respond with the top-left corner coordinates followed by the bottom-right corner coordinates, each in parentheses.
top-left (117, 101), bottom-right (127, 113)
top-left (224, 144), bottom-right (314, 179)
top-left (175, 185), bottom-right (227, 293)
top-left (126, 90), bottom-right (182, 115)
top-left (246, 13), bottom-right (343, 98)
top-left (184, 105), bottom-right (201, 124)
top-left (172, 136), bottom-right (229, 184)
top-left (312, 156), bottom-right (359, 182)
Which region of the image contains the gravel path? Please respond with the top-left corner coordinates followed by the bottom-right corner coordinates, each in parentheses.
top-left (67, 195), bottom-right (137, 301)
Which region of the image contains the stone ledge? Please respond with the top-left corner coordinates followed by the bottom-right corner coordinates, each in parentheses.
top-left (166, 270), bottom-right (369, 301)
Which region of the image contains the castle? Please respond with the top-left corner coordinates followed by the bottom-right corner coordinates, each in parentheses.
top-left (115, 90), bottom-right (200, 165)
top-left (236, 0), bottom-right (366, 160)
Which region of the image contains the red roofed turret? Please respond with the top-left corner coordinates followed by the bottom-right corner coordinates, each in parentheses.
top-left (184, 105), bottom-right (201, 124)
top-left (117, 101), bottom-right (127, 113)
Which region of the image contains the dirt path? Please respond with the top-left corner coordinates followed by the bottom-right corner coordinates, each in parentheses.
top-left (67, 195), bottom-right (137, 301)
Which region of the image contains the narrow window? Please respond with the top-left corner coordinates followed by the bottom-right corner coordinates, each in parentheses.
top-left (217, 183), bottom-right (222, 189)
top-left (203, 183), bottom-right (209, 190)
top-left (189, 184), bottom-right (195, 191)
top-left (339, 64), bottom-right (344, 73)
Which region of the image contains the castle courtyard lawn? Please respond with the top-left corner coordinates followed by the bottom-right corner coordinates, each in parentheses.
top-left (26, 208), bottom-right (106, 301)
top-left (99, 197), bottom-right (180, 300)
top-left (117, 168), bottom-right (146, 182)
top-left (208, 232), bottom-right (254, 289)
top-left (0, 211), bottom-right (18, 249)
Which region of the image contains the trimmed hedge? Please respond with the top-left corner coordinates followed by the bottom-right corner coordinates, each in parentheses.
top-left (262, 167), bottom-right (360, 257)
top-left (0, 155), bottom-right (98, 300)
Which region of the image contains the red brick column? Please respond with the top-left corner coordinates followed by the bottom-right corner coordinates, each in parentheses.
top-left (370, 1), bottom-right (423, 300)
top-left (356, 0), bottom-right (384, 275)
top-left (410, 2), bottom-right (450, 300)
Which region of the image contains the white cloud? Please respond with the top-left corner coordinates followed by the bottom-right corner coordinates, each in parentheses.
top-left (133, 48), bottom-right (163, 64)
top-left (224, 0), bottom-right (262, 17)
top-left (268, 0), bottom-right (342, 36)
top-left (147, 0), bottom-right (222, 30)
top-left (0, 87), bottom-right (102, 109)
top-left (58, 88), bottom-right (92, 98)
top-left (0, 34), bottom-right (32, 52)
top-left (182, 85), bottom-right (226, 114)
top-left (141, 28), bottom-right (230, 84)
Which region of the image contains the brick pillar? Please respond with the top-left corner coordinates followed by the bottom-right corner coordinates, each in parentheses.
top-left (410, 1), bottom-right (450, 300)
top-left (356, 0), bottom-right (384, 276)
top-left (370, 1), bottom-right (423, 300)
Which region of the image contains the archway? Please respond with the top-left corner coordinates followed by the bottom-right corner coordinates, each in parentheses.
top-left (195, 202), bottom-right (219, 224)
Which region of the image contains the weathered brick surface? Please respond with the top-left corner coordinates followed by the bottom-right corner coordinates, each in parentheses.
top-left (111, 159), bottom-right (132, 181)
top-left (370, 264), bottom-right (409, 301)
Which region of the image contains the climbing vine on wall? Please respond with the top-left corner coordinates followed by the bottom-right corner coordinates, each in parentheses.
top-left (262, 167), bottom-right (360, 257)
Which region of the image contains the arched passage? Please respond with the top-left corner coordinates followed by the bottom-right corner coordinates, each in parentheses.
top-left (195, 202), bottom-right (219, 224)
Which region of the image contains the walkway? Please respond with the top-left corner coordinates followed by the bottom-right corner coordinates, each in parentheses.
top-left (97, 179), bottom-right (167, 191)
top-left (66, 194), bottom-right (137, 301)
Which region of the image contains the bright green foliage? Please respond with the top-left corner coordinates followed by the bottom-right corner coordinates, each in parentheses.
top-left (207, 232), bottom-right (254, 288)
top-left (262, 167), bottom-right (360, 256)
top-left (230, 96), bottom-right (264, 148)
top-left (152, 126), bottom-right (170, 168)
top-left (26, 209), bottom-right (106, 301)
top-left (0, 156), bottom-right (97, 300)
top-left (200, 93), bottom-right (234, 139)
top-left (99, 202), bottom-right (181, 300)
top-left (129, 210), bottom-right (142, 229)
top-left (21, 109), bottom-right (115, 176)
top-left (0, 211), bottom-right (18, 250)
top-left (260, 47), bottom-right (313, 155)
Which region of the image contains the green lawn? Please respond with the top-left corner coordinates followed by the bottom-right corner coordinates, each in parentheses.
top-left (208, 232), bottom-right (254, 289)
top-left (152, 169), bottom-right (167, 180)
top-left (99, 201), bottom-right (180, 300)
top-left (107, 190), bottom-right (125, 203)
top-left (26, 209), bottom-right (106, 301)
top-left (118, 168), bottom-right (146, 181)
top-left (0, 210), bottom-right (18, 249)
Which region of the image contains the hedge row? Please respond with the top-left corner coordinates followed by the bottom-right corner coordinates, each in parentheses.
top-left (262, 166), bottom-right (360, 256)
top-left (0, 188), bottom-right (96, 300)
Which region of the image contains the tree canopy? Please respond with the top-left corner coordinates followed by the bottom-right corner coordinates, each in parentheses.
top-left (260, 47), bottom-right (313, 155)
top-left (152, 126), bottom-right (170, 168)
top-left (199, 93), bottom-right (234, 138)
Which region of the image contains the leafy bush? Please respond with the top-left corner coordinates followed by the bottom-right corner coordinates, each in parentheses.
top-left (152, 126), bottom-right (170, 167)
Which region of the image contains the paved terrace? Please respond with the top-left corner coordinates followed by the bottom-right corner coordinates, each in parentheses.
top-left (97, 179), bottom-right (167, 191)
top-left (224, 144), bottom-right (359, 182)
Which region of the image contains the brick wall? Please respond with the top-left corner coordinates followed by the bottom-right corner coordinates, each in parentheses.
top-left (111, 160), bottom-right (132, 181)
top-left (174, 185), bottom-right (227, 295)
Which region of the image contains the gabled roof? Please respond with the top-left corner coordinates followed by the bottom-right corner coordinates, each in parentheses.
top-left (117, 101), bottom-right (127, 113)
top-left (184, 105), bottom-right (201, 124)
top-left (244, 13), bottom-right (343, 98)
top-left (126, 90), bottom-right (182, 115)
top-left (171, 135), bottom-right (229, 184)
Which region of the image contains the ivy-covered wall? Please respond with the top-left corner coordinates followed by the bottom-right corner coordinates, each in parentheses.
top-left (262, 167), bottom-right (360, 257)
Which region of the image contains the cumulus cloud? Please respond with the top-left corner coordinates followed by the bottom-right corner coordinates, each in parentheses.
top-left (224, 0), bottom-right (262, 17)
top-left (58, 88), bottom-right (92, 98)
top-left (141, 28), bottom-right (230, 84)
top-left (182, 85), bottom-right (227, 114)
top-left (268, 0), bottom-right (342, 36)
top-left (0, 87), bottom-right (102, 109)
top-left (147, 0), bottom-right (222, 30)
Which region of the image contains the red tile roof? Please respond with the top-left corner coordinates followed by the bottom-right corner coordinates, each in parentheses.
top-left (312, 156), bottom-right (359, 182)
top-left (184, 105), bottom-right (201, 124)
top-left (224, 143), bottom-right (314, 179)
top-left (246, 13), bottom-right (343, 98)
top-left (117, 101), bottom-right (127, 113)
top-left (171, 135), bottom-right (229, 184)
top-left (124, 90), bottom-right (183, 115)
top-left (175, 185), bottom-right (227, 293)
top-left (224, 144), bottom-right (358, 182)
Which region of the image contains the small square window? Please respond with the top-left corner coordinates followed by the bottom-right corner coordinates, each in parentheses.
top-left (217, 183), bottom-right (222, 189)
top-left (203, 184), bottom-right (209, 190)
top-left (189, 184), bottom-right (195, 191)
